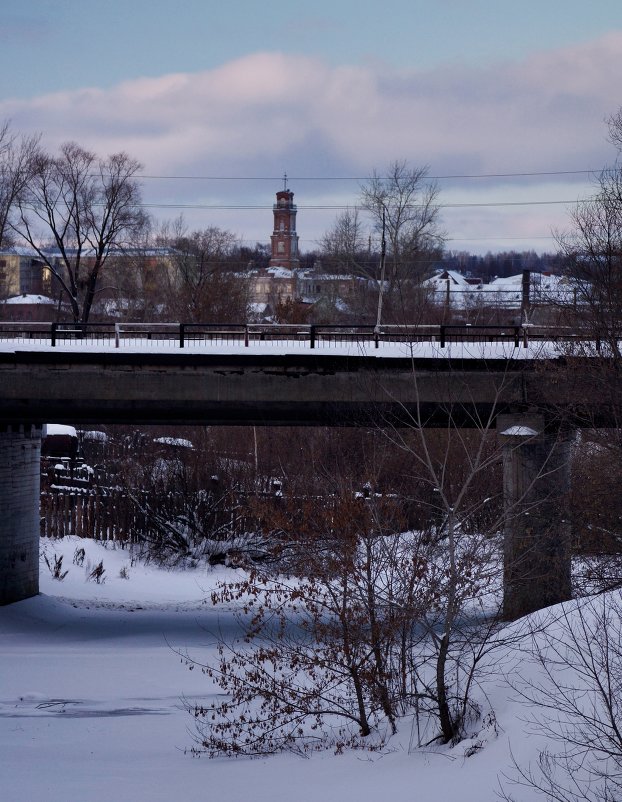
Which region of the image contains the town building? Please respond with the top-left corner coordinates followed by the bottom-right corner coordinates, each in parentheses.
top-left (1, 293), bottom-right (57, 322)
top-left (0, 245), bottom-right (178, 322)
top-left (0, 247), bottom-right (54, 298)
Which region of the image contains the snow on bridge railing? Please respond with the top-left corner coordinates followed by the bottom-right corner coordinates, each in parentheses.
top-left (0, 321), bottom-right (598, 350)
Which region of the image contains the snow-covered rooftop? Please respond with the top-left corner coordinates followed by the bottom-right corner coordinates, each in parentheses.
top-left (43, 423), bottom-right (77, 438)
top-left (153, 436), bottom-right (194, 449)
top-left (3, 294), bottom-right (56, 305)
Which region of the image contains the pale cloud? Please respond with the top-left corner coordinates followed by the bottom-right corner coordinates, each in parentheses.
top-left (3, 38), bottom-right (618, 171)
top-left (1, 33), bottom-right (620, 249)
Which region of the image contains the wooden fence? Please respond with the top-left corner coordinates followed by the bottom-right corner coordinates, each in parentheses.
top-left (40, 488), bottom-right (146, 541)
top-left (40, 487), bottom-right (269, 542)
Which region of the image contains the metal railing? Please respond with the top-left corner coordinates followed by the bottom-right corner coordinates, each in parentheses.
top-left (0, 321), bottom-right (596, 350)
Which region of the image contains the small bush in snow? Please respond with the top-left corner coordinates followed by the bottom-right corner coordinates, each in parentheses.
top-left (86, 560), bottom-right (106, 584)
top-left (44, 553), bottom-right (68, 581)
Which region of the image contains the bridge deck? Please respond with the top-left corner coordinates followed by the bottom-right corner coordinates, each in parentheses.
top-left (0, 341), bottom-right (561, 427)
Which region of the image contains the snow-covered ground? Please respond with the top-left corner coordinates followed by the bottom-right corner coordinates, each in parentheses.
top-left (0, 536), bottom-right (593, 802)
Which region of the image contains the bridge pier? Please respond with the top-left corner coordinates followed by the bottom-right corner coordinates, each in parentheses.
top-left (0, 426), bottom-right (41, 605)
top-left (498, 414), bottom-right (572, 620)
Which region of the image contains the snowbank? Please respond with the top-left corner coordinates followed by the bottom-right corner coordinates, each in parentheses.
top-left (0, 536), bottom-right (598, 802)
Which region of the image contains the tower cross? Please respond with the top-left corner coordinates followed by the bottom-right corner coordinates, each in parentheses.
top-left (283, 172), bottom-right (288, 191)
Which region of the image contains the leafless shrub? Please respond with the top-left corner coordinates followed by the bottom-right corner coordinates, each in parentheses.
top-left (501, 593), bottom-right (622, 802)
top-left (44, 552), bottom-right (68, 581)
top-left (183, 478), bottom-right (510, 756)
top-left (185, 526), bottom-right (433, 755)
top-left (86, 560), bottom-right (105, 584)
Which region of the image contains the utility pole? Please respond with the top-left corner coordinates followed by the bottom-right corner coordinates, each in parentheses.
top-left (521, 269), bottom-right (531, 325)
top-left (374, 208), bottom-right (387, 335)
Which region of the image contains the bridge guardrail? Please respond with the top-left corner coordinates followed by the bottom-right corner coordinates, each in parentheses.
top-left (0, 320), bottom-right (605, 350)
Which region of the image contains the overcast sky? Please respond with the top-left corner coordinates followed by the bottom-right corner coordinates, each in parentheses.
top-left (2, 0), bottom-right (622, 254)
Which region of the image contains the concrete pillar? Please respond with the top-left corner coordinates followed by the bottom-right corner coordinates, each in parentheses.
top-left (498, 414), bottom-right (572, 620)
top-left (0, 426), bottom-right (41, 605)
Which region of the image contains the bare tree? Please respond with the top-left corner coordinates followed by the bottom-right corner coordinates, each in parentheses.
top-left (185, 488), bottom-right (437, 756)
top-left (501, 594), bottom-right (622, 802)
top-left (556, 181), bottom-right (622, 356)
top-left (372, 346), bottom-right (577, 741)
top-left (379, 408), bottom-right (506, 743)
top-left (159, 219), bottom-right (250, 322)
top-left (606, 107), bottom-right (622, 153)
top-left (0, 121), bottom-right (39, 248)
top-left (11, 141), bottom-right (146, 323)
top-left (319, 207), bottom-right (371, 277)
top-left (552, 109), bottom-right (622, 560)
top-left (178, 353), bottom-right (573, 756)
top-left (555, 110), bottom-right (622, 357)
top-left (360, 160), bottom-right (444, 298)
top-left (100, 218), bottom-right (175, 322)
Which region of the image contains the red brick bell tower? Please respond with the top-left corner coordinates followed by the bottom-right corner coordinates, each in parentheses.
top-left (269, 176), bottom-right (300, 270)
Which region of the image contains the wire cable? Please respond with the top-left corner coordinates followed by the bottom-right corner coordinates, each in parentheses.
top-left (136, 168), bottom-right (608, 181)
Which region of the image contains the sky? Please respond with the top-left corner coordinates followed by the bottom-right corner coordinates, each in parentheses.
top-left (2, 0), bottom-right (622, 255)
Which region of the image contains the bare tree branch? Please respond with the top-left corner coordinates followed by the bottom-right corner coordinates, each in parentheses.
top-left (10, 141), bottom-right (146, 323)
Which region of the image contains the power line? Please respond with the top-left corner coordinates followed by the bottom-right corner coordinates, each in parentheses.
top-left (140, 199), bottom-right (588, 211)
top-left (446, 235), bottom-right (556, 242)
top-left (442, 200), bottom-right (581, 208)
top-left (137, 168), bottom-right (606, 181)
top-left (278, 235), bottom-right (558, 245)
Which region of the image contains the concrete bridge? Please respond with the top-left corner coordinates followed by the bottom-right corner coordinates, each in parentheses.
top-left (0, 342), bottom-right (603, 618)
top-left (0, 347), bottom-right (550, 426)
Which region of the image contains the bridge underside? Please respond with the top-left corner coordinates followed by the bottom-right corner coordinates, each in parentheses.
top-left (2, 400), bottom-right (525, 428)
top-left (0, 350), bottom-right (599, 615)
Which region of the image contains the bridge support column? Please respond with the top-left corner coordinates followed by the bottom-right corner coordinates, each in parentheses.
top-left (498, 414), bottom-right (572, 620)
top-left (0, 426), bottom-right (41, 605)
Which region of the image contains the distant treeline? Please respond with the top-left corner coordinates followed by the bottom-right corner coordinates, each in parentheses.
top-left (305, 247), bottom-right (568, 282)
top-left (440, 250), bottom-right (568, 281)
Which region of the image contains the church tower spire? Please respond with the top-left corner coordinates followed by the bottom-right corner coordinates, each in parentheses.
top-left (269, 180), bottom-right (300, 270)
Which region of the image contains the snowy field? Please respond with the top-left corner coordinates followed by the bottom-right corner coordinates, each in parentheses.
top-left (0, 536), bottom-right (603, 802)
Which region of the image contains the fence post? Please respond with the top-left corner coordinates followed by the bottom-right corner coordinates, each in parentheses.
top-left (76, 495), bottom-right (83, 537)
top-left (440, 325), bottom-right (446, 348)
top-left (310, 325), bottom-right (316, 349)
top-left (51, 322), bottom-right (56, 347)
top-left (114, 322), bottom-right (120, 349)
top-left (244, 325), bottom-right (249, 347)
top-left (180, 323), bottom-right (185, 349)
